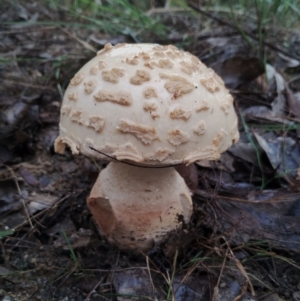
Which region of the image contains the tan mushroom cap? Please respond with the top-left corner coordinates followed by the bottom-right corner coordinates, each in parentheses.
top-left (55, 43), bottom-right (239, 166)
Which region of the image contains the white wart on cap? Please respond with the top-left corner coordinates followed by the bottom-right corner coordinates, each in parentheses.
top-left (55, 43), bottom-right (239, 165)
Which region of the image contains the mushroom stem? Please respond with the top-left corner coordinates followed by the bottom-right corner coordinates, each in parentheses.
top-left (87, 161), bottom-right (193, 251)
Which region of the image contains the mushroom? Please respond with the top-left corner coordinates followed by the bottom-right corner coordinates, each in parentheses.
top-left (55, 43), bottom-right (239, 251)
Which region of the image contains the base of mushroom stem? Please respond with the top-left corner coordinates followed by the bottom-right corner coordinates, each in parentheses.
top-left (87, 161), bottom-right (193, 251)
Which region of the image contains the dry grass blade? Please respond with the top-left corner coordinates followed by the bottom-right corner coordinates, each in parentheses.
top-left (212, 244), bottom-right (229, 301)
top-left (84, 275), bottom-right (106, 301)
top-left (4, 166), bottom-right (34, 229)
top-left (59, 27), bottom-right (97, 53)
top-left (146, 255), bottom-right (155, 292)
top-left (2, 80), bottom-right (56, 91)
top-left (229, 252), bottom-right (255, 297)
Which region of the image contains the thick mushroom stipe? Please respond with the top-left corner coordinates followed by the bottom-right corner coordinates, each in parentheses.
top-left (87, 162), bottom-right (192, 251)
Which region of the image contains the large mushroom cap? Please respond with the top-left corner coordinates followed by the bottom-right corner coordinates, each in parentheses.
top-left (55, 43), bottom-right (239, 166)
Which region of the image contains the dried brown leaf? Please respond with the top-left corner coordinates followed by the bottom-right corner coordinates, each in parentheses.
top-left (213, 57), bottom-right (265, 89)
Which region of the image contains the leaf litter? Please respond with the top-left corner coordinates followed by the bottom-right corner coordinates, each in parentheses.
top-left (1, 0), bottom-right (300, 300)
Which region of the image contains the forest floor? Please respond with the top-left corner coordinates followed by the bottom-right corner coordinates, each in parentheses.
top-left (1, 1), bottom-right (300, 300)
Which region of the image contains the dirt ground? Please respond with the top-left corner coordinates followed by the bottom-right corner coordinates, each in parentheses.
top-left (1, 1), bottom-right (300, 300)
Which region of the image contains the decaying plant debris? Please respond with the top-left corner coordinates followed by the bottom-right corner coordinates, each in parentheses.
top-left (1, 0), bottom-right (300, 300)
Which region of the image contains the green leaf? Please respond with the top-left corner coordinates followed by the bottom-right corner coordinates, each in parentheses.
top-left (0, 229), bottom-right (14, 239)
